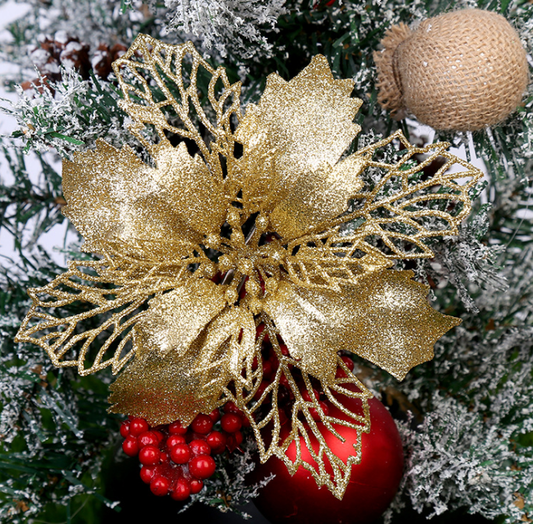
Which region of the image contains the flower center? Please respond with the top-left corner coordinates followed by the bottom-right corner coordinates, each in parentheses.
top-left (203, 208), bottom-right (286, 310)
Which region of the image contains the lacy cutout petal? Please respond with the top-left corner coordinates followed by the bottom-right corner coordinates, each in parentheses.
top-left (112, 35), bottom-right (242, 187)
top-left (346, 131), bottom-right (483, 259)
top-left (236, 55), bottom-right (361, 215)
top-left (227, 320), bottom-right (372, 500)
top-left (14, 260), bottom-right (182, 375)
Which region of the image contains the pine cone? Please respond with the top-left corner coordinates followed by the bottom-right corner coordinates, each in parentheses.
top-left (91, 43), bottom-right (128, 79)
top-left (29, 31), bottom-right (90, 82)
top-left (22, 33), bottom-right (127, 94)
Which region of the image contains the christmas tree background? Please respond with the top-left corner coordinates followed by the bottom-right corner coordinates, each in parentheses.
top-left (0, 0), bottom-right (532, 523)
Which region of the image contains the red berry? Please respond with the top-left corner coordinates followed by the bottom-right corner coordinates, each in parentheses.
top-left (254, 380), bottom-right (269, 401)
top-left (168, 421), bottom-right (188, 435)
top-left (226, 434), bottom-right (236, 451)
top-left (341, 355), bottom-right (355, 371)
top-left (336, 368), bottom-right (347, 379)
top-left (262, 359), bottom-right (273, 379)
top-left (120, 420), bottom-right (130, 438)
top-left (208, 409), bottom-right (220, 422)
top-left (190, 479), bottom-right (204, 494)
top-left (223, 402), bottom-right (248, 424)
top-left (140, 465), bottom-right (157, 484)
top-left (167, 434), bottom-right (186, 448)
top-left (138, 431), bottom-right (160, 448)
top-left (189, 455), bottom-right (216, 479)
top-left (309, 407), bottom-right (320, 420)
top-left (191, 414), bottom-right (214, 435)
top-left (189, 439), bottom-right (211, 456)
top-left (269, 355), bottom-right (279, 373)
top-left (302, 389), bottom-right (319, 402)
top-left (150, 475), bottom-right (170, 496)
top-left (226, 430), bottom-right (244, 452)
top-left (171, 478), bottom-right (191, 501)
top-left (139, 445), bottom-right (161, 466)
top-left (129, 417), bottom-right (149, 437)
top-left (160, 451), bottom-right (169, 463)
top-left (122, 437), bottom-right (139, 457)
top-left (206, 431), bottom-right (227, 453)
top-left (223, 402), bottom-right (241, 414)
top-left (279, 374), bottom-right (290, 388)
top-left (336, 356), bottom-right (355, 378)
top-left (221, 413), bottom-right (242, 433)
top-left (234, 431), bottom-right (243, 446)
top-left (170, 444), bottom-right (191, 464)
top-left (152, 430), bottom-right (164, 443)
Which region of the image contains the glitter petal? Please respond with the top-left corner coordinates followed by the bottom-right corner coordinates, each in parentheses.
top-left (264, 270), bottom-right (459, 381)
top-left (108, 335), bottom-right (227, 426)
top-left (63, 140), bottom-right (203, 259)
top-left (135, 279), bottom-right (227, 358)
top-left (236, 55), bottom-right (362, 218)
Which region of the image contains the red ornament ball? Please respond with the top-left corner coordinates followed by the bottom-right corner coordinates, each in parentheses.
top-left (252, 393), bottom-right (404, 524)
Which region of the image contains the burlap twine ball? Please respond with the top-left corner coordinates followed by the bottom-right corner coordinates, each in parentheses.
top-left (374, 9), bottom-right (529, 131)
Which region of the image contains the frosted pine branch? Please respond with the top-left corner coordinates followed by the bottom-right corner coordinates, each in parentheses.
top-left (154, 0), bottom-right (288, 58)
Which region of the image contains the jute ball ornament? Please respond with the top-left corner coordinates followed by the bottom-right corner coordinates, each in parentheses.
top-left (374, 9), bottom-right (529, 131)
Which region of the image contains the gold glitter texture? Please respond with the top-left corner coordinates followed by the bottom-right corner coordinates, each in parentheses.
top-left (16, 35), bottom-right (483, 499)
top-left (263, 270), bottom-right (459, 382)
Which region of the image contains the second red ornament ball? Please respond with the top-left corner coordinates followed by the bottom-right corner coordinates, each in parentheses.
top-left (252, 392), bottom-right (404, 524)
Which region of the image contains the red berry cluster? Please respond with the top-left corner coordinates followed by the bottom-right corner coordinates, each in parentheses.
top-left (120, 406), bottom-right (247, 501)
top-left (255, 324), bottom-right (356, 422)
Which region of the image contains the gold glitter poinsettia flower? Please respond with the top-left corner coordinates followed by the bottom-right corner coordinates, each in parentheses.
top-left (16, 35), bottom-right (482, 498)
